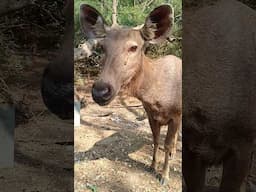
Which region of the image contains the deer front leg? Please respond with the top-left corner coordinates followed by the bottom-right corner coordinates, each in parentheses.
top-left (159, 114), bottom-right (181, 185)
top-left (183, 147), bottom-right (206, 192)
top-left (171, 119), bottom-right (181, 160)
top-left (148, 114), bottom-right (161, 172)
top-left (220, 147), bottom-right (252, 192)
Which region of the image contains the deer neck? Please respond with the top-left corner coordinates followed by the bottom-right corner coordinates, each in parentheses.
top-left (126, 54), bottom-right (155, 101)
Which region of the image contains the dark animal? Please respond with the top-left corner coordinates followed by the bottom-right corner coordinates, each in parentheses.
top-left (183, 1), bottom-right (256, 191)
top-left (41, 0), bottom-right (74, 120)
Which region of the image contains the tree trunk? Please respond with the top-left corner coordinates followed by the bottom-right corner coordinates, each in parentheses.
top-left (0, 104), bottom-right (15, 168)
top-left (101, 0), bottom-right (105, 12)
top-left (112, 0), bottom-right (118, 26)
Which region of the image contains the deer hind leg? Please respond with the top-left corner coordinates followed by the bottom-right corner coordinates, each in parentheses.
top-left (159, 114), bottom-right (181, 185)
top-left (148, 114), bottom-right (161, 172)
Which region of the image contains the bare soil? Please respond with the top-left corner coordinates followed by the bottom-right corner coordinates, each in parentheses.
top-left (74, 78), bottom-right (182, 192)
top-left (0, 55), bottom-right (73, 192)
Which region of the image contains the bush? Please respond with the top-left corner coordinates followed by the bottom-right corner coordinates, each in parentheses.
top-left (74, 0), bottom-right (182, 58)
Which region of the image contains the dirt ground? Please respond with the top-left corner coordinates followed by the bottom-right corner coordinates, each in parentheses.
top-left (0, 55), bottom-right (73, 192)
top-left (74, 78), bottom-right (182, 192)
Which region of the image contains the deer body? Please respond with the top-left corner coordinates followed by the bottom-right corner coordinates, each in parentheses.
top-left (128, 55), bottom-right (181, 125)
top-left (41, 0), bottom-right (74, 119)
top-left (183, 1), bottom-right (256, 191)
top-left (80, 4), bottom-right (181, 184)
top-left (134, 55), bottom-right (182, 183)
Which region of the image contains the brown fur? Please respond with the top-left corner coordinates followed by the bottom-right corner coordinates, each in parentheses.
top-left (80, 4), bottom-right (181, 183)
top-left (100, 26), bottom-right (182, 184)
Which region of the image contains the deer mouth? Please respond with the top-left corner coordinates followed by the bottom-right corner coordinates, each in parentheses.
top-left (92, 94), bottom-right (114, 106)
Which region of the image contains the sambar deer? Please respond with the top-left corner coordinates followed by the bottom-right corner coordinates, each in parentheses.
top-left (41, 0), bottom-right (74, 119)
top-left (80, 4), bottom-right (181, 184)
top-left (183, 0), bottom-right (256, 191)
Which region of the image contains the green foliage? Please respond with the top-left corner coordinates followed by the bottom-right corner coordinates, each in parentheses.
top-left (74, 0), bottom-right (182, 57)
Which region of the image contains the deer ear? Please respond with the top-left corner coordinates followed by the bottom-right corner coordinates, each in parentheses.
top-left (80, 4), bottom-right (108, 39)
top-left (141, 5), bottom-right (174, 44)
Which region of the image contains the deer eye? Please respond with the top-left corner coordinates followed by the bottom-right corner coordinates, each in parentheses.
top-left (128, 45), bottom-right (138, 52)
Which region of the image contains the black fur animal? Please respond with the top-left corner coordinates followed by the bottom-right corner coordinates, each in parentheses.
top-left (41, 0), bottom-right (74, 120)
top-left (183, 1), bottom-right (256, 191)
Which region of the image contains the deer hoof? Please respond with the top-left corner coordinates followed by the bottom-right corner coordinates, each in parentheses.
top-left (170, 153), bottom-right (176, 160)
top-left (156, 173), bottom-right (169, 185)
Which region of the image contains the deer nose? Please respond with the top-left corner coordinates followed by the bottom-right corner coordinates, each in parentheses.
top-left (92, 81), bottom-right (114, 105)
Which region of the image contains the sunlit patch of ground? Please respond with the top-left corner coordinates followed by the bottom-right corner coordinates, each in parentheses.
top-left (0, 56), bottom-right (73, 191)
top-left (74, 80), bottom-right (182, 192)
